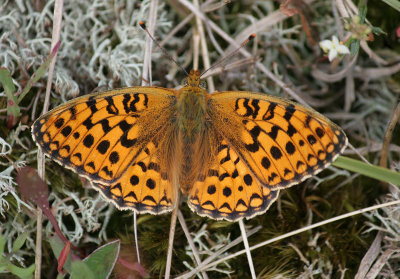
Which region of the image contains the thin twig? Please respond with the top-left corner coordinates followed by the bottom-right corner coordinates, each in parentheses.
top-left (137, 0), bottom-right (159, 263)
top-left (224, 0), bottom-right (315, 54)
top-left (165, 202), bottom-right (179, 279)
top-left (178, 210), bottom-right (209, 279)
top-left (196, 200), bottom-right (400, 273)
top-left (141, 0), bottom-right (159, 86)
top-left (160, 14), bottom-right (194, 47)
top-left (311, 54), bottom-right (358, 83)
top-left (193, 26), bottom-right (200, 71)
top-left (193, 0), bottom-right (215, 92)
top-left (133, 213), bottom-right (140, 264)
top-left (200, 34), bottom-right (255, 79)
top-left (35, 1), bottom-right (63, 278)
top-left (201, 58), bottom-right (258, 79)
top-left (178, 0), bottom-right (307, 106)
top-left (379, 102), bottom-right (400, 191)
top-left (178, 226), bottom-right (262, 278)
top-left (238, 220), bottom-right (256, 279)
top-left (380, 102), bottom-right (400, 168)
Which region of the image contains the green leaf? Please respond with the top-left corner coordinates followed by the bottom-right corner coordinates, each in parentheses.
top-left (371, 26), bottom-right (386, 35)
top-left (82, 240), bottom-right (120, 279)
top-left (9, 263), bottom-right (35, 279)
top-left (0, 68), bottom-right (20, 117)
top-left (358, 0), bottom-right (367, 23)
top-left (71, 260), bottom-right (94, 279)
top-left (333, 156), bottom-right (400, 185)
top-left (12, 232), bottom-right (29, 253)
top-left (350, 40), bottom-right (360, 56)
top-left (50, 236), bottom-right (120, 278)
top-left (49, 235), bottom-right (73, 273)
top-left (381, 0), bottom-right (400, 12)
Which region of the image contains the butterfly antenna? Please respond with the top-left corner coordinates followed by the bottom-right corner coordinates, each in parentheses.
top-left (139, 21), bottom-right (189, 76)
top-left (200, 33), bottom-right (256, 78)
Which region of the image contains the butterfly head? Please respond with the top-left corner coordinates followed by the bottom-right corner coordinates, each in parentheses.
top-left (182, 69), bottom-right (207, 89)
top-left (184, 69), bottom-right (201, 87)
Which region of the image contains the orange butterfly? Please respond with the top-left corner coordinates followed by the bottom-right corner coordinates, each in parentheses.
top-left (32, 68), bottom-right (347, 221)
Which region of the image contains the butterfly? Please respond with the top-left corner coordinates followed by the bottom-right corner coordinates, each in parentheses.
top-left (32, 69), bottom-right (347, 221)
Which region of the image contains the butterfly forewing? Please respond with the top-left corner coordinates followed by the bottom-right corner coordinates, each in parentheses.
top-left (207, 91), bottom-right (347, 192)
top-left (32, 87), bottom-right (177, 185)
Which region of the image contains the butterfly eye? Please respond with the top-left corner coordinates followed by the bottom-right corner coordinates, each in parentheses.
top-left (199, 80), bottom-right (207, 89)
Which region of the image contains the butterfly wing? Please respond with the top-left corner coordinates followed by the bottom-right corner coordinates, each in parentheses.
top-left (92, 124), bottom-right (179, 214)
top-left (207, 91), bottom-right (347, 189)
top-left (188, 91), bottom-right (347, 221)
top-left (32, 87), bottom-right (179, 214)
top-left (188, 130), bottom-right (279, 221)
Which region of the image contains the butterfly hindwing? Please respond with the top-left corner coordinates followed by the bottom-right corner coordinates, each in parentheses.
top-left (207, 91), bottom-right (348, 191)
top-left (92, 128), bottom-right (179, 214)
top-left (32, 87), bottom-right (176, 185)
top-left (188, 131), bottom-right (279, 221)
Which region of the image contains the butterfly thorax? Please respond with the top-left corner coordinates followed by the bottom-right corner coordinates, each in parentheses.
top-left (176, 69), bottom-right (208, 142)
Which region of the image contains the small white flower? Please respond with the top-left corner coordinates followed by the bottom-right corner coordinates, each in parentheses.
top-left (319, 36), bottom-right (350, 61)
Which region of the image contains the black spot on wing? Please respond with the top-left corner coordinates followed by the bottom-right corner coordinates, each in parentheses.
top-left (86, 97), bottom-right (97, 113)
top-left (284, 104), bottom-right (295, 121)
top-left (245, 125), bottom-right (261, 152)
top-left (307, 135), bottom-right (317, 145)
top-left (72, 152), bottom-right (82, 161)
top-left (109, 151), bottom-right (119, 164)
top-left (268, 125), bottom-right (280, 141)
top-left (100, 119), bottom-right (112, 134)
top-left (244, 174), bottom-right (252, 186)
top-left (207, 185), bottom-right (216, 195)
top-left (137, 162), bottom-right (147, 172)
top-left (86, 161), bottom-right (95, 170)
top-left (263, 103), bottom-right (276, 121)
top-left (61, 126), bottom-right (72, 137)
top-left (97, 140), bottom-right (110, 154)
top-left (223, 187), bottom-right (232, 197)
top-left (219, 173), bottom-right (229, 181)
top-left (82, 117), bottom-right (94, 129)
top-left (219, 202), bottom-right (232, 211)
top-left (83, 134), bottom-right (94, 148)
top-left (287, 123), bottom-right (297, 137)
top-left (54, 118), bottom-right (64, 128)
top-left (316, 127), bottom-right (325, 138)
top-left (148, 162), bottom-right (160, 172)
top-left (105, 96), bottom-right (119, 114)
top-left (270, 146), bottom-right (282, 160)
top-left (285, 141), bottom-right (296, 155)
top-left (130, 175), bottom-right (139, 185)
top-left (69, 107), bottom-right (77, 120)
top-left (146, 178), bottom-right (155, 189)
top-left (250, 99), bottom-right (260, 119)
top-left (261, 157), bottom-right (271, 170)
